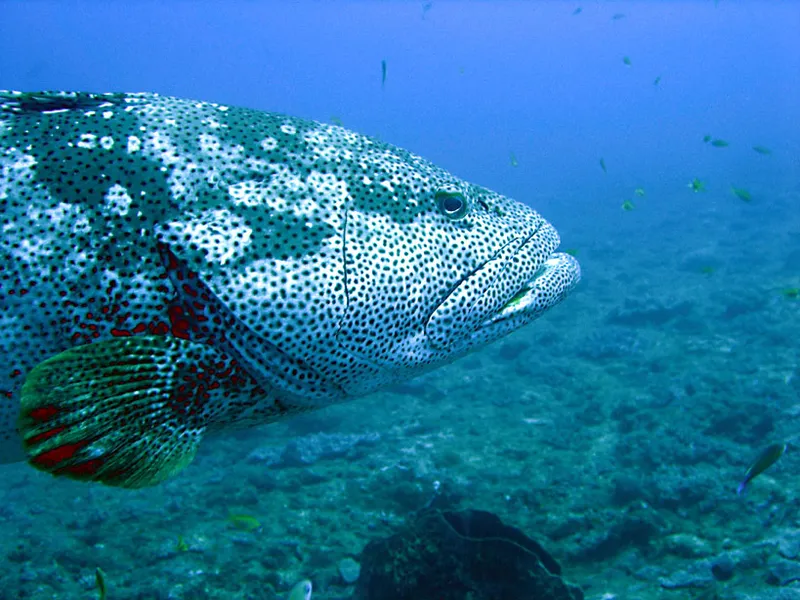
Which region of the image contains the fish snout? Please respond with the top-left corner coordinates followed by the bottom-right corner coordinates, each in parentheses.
top-left (425, 218), bottom-right (580, 350)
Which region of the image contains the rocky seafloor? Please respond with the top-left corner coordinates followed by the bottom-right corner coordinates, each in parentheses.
top-left (1, 189), bottom-right (798, 600)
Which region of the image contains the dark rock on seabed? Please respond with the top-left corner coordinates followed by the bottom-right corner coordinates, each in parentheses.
top-left (353, 508), bottom-right (583, 600)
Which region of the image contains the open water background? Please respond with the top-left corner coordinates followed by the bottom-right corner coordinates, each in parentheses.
top-left (0, 2), bottom-right (799, 599)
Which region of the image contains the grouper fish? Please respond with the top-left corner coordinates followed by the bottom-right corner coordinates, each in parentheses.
top-left (0, 91), bottom-right (580, 488)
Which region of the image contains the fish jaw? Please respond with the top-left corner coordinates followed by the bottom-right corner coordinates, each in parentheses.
top-left (479, 251), bottom-right (581, 332)
top-left (425, 218), bottom-right (581, 352)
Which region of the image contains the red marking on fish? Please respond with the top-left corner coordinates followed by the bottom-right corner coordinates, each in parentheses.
top-left (28, 406), bottom-right (59, 422)
top-left (151, 322), bottom-right (170, 335)
top-left (26, 425), bottom-right (66, 445)
top-left (31, 440), bottom-right (90, 467)
top-left (168, 306), bottom-right (190, 339)
top-left (57, 458), bottom-right (104, 477)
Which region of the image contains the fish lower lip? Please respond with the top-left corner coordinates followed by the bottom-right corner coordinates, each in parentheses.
top-left (497, 275), bottom-right (542, 314)
top-left (485, 252), bottom-right (581, 326)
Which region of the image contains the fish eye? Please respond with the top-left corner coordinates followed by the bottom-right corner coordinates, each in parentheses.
top-left (436, 192), bottom-right (468, 220)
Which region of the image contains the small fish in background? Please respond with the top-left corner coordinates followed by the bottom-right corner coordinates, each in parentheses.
top-left (599, 157), bottom-right (607, 173)
top-left (634, 188), bottom-right (645, 197)
top-left (176, 535), bottom-right (189, 552)
top-left (572, 6), bottom-right (582, 15)
top-left (227, 513), bottom-right (261, 532)
top-left (653, 75), bottom-right (662, 87)
top-left (95, 567), bottom-right (107, 600)
top-left (699, 265), bottom-right (716, 276)
top-left (688, 178), bottom-right (706, 193)
top-left (288, 580), bottom-right (313, 600)
top-left (737, 442), bottom-right (786, 495)
top-left (509, 151), bottom-right (519, 167)
top-left (702, 134), bottom-right (712, 143)
top-left (710, 139), bottom-right (729, 148)
top-left (564, 248), bottom-right (580, 257)
top-left (611, 13), bottom-right (626, 20)
top-left (730, 186), bottom-right (752, 202)
top-left (622, 56), bottom-right (632, 67)
top-left (779, 287), bottom-right (799, 299)
top-left (329, 115), bottom-right (343, 126)
top-left (421, 1), bottom-right (433, 19)
top-left (621, 199), bottom-right (635, 211)
top-left (381, 59), bottom-right (387, 89)
top-left (752, 145), bottom-right (772, 155)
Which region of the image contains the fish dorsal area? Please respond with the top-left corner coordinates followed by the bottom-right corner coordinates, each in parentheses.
top-left (0, 93), bottom-right (348, 412)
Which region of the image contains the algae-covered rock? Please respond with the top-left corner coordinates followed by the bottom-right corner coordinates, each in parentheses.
top-left (353, 508), bottom-right (583, 600)
top-left (338, 557), bottom-right (361, 584)
top-left (664, 533), bottom-right (714, 559)
top-left (710, 552), bottom-right (736, 581)
top-left (658, 559), bottom-right (715, 590)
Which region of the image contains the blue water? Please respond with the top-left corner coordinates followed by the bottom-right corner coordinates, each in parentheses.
top-left (1, 2), bottom-right (799, 599)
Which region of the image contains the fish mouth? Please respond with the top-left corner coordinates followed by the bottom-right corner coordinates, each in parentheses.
top-left (425, 220), bottom-right (581, 350)
top-left (481, 251), bottom-right (581, 328)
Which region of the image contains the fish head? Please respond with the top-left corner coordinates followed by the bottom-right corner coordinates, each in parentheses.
top-left (334, 143), bottom-right (581, 393)
top-left (158, 108), bottom-right (581, 403)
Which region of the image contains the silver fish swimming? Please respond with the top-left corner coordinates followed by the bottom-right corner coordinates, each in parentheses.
top-left (0, 91), bottom-right (580, 488)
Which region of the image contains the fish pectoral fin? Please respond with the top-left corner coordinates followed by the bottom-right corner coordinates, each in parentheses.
top-left (18, 335), bottom-right (214, 489)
